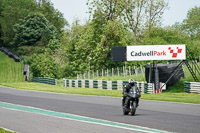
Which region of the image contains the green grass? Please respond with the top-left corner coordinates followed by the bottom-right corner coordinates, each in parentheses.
top-left (0, 52), bottom-right (24, 83)
top-left (1, 82), bottom-right (200, 104)
top-left (0, 82), bottom-right (122, 97)
top-left (0, 128), bottom-right (14, 133)
top-left (166, 64), bottom-right (200, 93)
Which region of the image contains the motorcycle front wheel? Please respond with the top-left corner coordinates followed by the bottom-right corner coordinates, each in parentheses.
top-left (130, 101), bottom-right (137, 116)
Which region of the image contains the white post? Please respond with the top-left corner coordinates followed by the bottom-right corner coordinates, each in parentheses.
top-left (134, 66), bottom-right (138, 76)
top-left (112, 68), bottom-right (114, 77)
top-left (117, 67), bottom-right (119, 76)
top-left (89, 57), bottom-right (92, 79)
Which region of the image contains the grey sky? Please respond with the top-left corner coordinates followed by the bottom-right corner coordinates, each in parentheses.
top-left (51, 0), bottom-right (200, 26)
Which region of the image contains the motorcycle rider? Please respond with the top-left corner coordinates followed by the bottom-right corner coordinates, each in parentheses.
top-left (122, 79), bottom-right (139, 109)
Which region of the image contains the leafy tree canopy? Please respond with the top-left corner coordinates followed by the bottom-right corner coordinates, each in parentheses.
top-left (0, 0), bottom-right (37, 45)
top-left (182, 6), bottom-right (200, 40)
top-left (12, 13), bottom-right (59, 47)
top-left (28, 51), bottom-right (59, 78)
top-left (0, 0), bottom-right (67, 47)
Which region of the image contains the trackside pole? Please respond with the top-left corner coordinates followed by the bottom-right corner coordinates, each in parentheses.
top-left (154, 61), bottom-right (160, 93)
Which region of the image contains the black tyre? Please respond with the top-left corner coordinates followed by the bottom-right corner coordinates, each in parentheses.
top-left (130, 101), bottom-right (137, 116)
top-left (123, 108), bottom-right (129, 115)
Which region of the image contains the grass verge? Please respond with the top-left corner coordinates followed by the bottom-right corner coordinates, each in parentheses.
top-left (0, 52), bottom-right (24, 83)
top-left (0, 82), bottom-right (200, 104)
top-left (0, 128), bottom-right (14, 133)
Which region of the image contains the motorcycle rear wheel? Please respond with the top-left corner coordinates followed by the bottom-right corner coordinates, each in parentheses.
top-left (123, 108), bottom-right (129, 115)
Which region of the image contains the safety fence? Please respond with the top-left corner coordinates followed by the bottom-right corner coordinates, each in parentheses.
top-left (77, 66), bottom-right (145, 79)
top-left (184, 81), bottom-right (200, 94)
top-left (0, 47), bottom-right (21, 62)
top-left (63, 79), bottom-right (154, 94)
top-left (32, 77), bottom-right (57, 85)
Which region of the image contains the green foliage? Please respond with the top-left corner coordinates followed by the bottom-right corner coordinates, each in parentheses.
top-left (141, 27), bottom-right (188, 45)
top-left (182, 6), bottom-right (200, 40)
top-left (12, 13), bottom-right (59, 47)
top-left (0, 0), bottom-right (37, 45)
top-left (0, 1), bottom-right (3, 46)
top-left (64, 19), bottom-right (132, 77)
top-left (16, 46), bottom-right (46, 56)
top-left (48, 38), bottom-right (61, 52)
top-left (38, 0), bottom-right (67, 33)
top-left (28, 52), bottom-right (60, 78)
top-left (0, 0), bottom-right (66, 47)
top-left (88, 0), bottom-right (168, 41)
top-left (0, 52), bottom-right (24, 83)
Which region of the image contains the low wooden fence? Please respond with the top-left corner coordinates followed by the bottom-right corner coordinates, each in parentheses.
top-left (32, 77), bottom-right (57, 85)
top-left (77, 66), bottom-right (145, 79)
top-left (184, 81), bottom-right (200, 94)
top-left (63, 79), bottom-right (154, 94)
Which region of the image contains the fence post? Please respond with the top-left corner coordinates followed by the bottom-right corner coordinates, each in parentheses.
top-left (117, 67), bottom-right (119, 76)
top-left (129, 66), bottom-right (131, 76)
top-left (134, 66), bottom-right (138, 76)
top-left (107, 69), bottom-right (109, 77)
top-left (140, 65), bottom-right (145, 79)
top-left (93, 71), bottom-right (94, 79)
top-left (112, 68), bottom-right (114, 77)
top-left (184, 64), bottom-right (187, 79)
top-left (97, 70), bottom-right (98, 78)
top-left (102, 69), bottom-right (104, 77)
top-left (123, 66), bottom-right (125, 77)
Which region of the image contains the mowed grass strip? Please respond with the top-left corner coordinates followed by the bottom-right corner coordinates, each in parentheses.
top-left (0, 82), bottom-right (200, 104)
top-left (0, 52), bottom-right (24, 83)
top-left (0, 128), bottom-right (15, 133)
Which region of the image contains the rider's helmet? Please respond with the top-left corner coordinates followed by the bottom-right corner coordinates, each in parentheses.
top-left (128, 79), bottom-right (135, 86)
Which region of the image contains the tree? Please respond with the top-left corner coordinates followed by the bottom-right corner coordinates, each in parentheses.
top-left (141, 27), bottom-right (189, 45)
top-left (12, 13), bottom-right (59, 47)
top-left (182, 6), bottom-right (200, 40)
top-left (37, 0), bottom-right (68, 33)
top-left (145, 0), bottom-right (168, 31)
top-left (28, 52), bottom-right (59, 78)
top-left (64, 18), bottom-right (132, 76)
top-left (0, 0), bottom-right (3, 46)
top-left (87, 0), bottom-right (168, 43)
top-left (0, 0), bottom-right (37, 45)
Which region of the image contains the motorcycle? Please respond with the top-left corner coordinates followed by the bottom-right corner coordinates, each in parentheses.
top-left (122, 86), bottom-right (141, 116)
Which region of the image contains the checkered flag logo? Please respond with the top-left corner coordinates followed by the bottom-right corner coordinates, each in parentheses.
top-left (168, 47), bottom-right (182, 58)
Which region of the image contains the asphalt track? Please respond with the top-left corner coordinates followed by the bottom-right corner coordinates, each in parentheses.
top-left (0, 86), bottom-right (200, 133)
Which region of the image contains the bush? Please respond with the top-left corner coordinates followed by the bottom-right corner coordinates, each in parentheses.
top-left (28, 52), bottom-right (59, 78)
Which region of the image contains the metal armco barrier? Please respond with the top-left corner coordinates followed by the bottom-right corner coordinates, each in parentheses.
top-left (184, 82), bottom-right (200, 94)
top-left (0, 47), bottom-right (21, 62)
top-left (32, 77), bottom-right (57, 85)
top-left (63, 79), bottom-right (155, 94)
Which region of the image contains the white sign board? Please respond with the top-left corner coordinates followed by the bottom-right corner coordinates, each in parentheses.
top-left (127, 44), bottom-right (186, 61)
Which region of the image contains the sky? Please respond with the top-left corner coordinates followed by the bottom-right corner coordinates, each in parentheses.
top-left (50, 0), bottom-right (200, 26)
